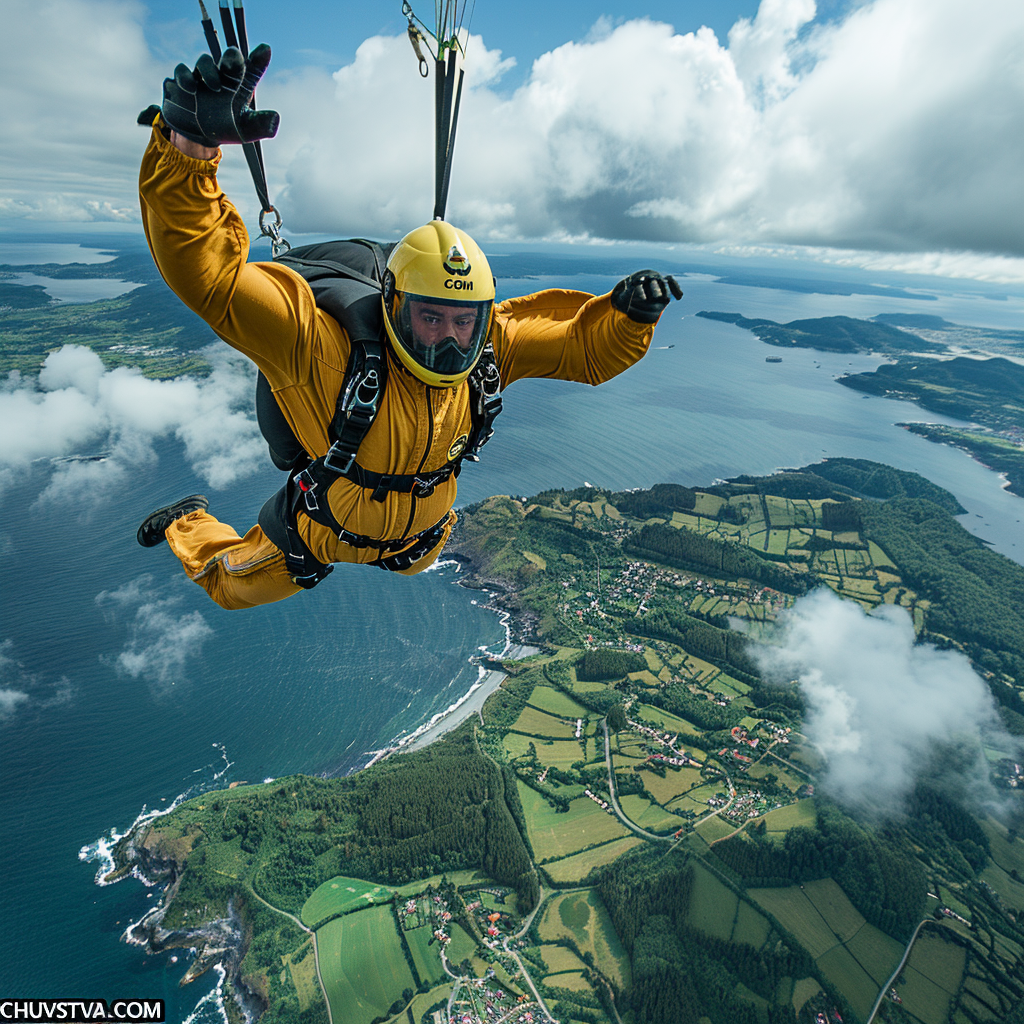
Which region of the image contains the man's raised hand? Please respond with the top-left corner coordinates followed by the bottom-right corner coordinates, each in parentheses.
top-left (158, 44), bottom-right (279, 148)
top-left (611, 270), bottom-right (683, 324)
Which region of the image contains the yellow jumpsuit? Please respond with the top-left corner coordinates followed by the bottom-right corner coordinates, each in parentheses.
top-left (138, 121), bottom-right (656, 609)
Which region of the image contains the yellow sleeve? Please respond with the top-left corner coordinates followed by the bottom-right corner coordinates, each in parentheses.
top-left (138, 120), bottom-right (345, 389)
top-left (491, 287), bottom-right (654, 387)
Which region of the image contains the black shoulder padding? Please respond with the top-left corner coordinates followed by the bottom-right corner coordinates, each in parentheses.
top-left (276, 239), bottom-right (397, 344)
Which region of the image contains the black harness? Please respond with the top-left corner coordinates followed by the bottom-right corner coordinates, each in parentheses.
top-left (255, 239), bottom-right (502, 588)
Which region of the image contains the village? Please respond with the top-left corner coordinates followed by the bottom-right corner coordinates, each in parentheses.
top-left (557, 559), bottom-right (789, 633)
top-left (394, 887), bottom-right (556, 1024)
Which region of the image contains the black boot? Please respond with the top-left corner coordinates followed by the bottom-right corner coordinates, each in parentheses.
top-left (137, 494), bottom-right (209, 547)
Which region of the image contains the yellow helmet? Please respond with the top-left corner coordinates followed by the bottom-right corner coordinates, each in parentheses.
top-left (382, 220), bottom-right (495, 388)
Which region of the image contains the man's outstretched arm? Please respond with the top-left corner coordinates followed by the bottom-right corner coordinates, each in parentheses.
top-left (493, 271), bottom-right (683, 387)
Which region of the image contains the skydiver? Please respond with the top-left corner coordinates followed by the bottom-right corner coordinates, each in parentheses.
top-left (136, 44), bottom-right (682, 610)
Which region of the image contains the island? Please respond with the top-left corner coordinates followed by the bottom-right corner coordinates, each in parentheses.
top-left (106, 459), bottom-right (1024, 1024)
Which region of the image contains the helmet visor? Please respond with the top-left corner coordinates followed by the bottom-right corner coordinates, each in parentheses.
top-left (389, 292), bottom-right (493, 379)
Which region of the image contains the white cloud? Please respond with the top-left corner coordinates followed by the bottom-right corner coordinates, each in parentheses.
top-left (0, 688), bottom-right (30, 720)
top-left (96, 575), bottom-right (213, 693)
top-left (753, 589), bottom-right (1014, 814)
top-left (0, 344), bottom-right (265, 504)
top-left (0, 0), bottom-right (1020, 268)
top-left (262, 0), bottom-right (1022, 262)
top-left (0, 640), bottom-right (31, 721)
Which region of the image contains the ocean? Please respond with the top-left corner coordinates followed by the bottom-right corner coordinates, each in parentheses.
top-left (1, 239), bottom-right (1021, 1019)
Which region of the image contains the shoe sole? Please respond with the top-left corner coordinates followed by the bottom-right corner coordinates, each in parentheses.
top-left (137, 494), bottom-right (209, 547)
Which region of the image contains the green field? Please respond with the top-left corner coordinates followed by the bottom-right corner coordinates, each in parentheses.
top-left (619, 793), bottom-right (683, 832)
top-left (540, 944), bottom-right (588, 973)
top-left (316, 905), bottom-right (415, 1024)
top-left (517, 784), bottom-right (632, 860)
top-left (543, 836), bottom-right (643, 883)
top-left (445, 922), bottom-right (479, 969)
top-left (636, 704), bottom-right (703, 736)
top-left (283, 941), bottom-right (320, 1013)
top-left (900, 932), bottom-right (965, 1024)
top-left (749, 881), bottom-right (904, 1018)
top-left (404, 924), bottom-right (446, 985)
top-left (792, 977), bottom-right (822, 1013)
top-left (510, 705), bottom-right (577, 738)
top-left (749, 886), bottom-right (840, 959)
top-left (537, 889), bottom-right (632, 989)
top-left (383, 983), bottom-right (451, 1024)
top-left (643, 765), bottom-right (706, 805)
top-left (688, 862), bottom-right (738, 941)
top-left (534, 739), bottom-right (591, 767)
top-left (695, 815), bottom-right (736, 844)
top-left (542, 971), bottom-right (591, 993)
top-left (803, 879), bottom-right (864, 942)
top-left (733, 900), bottom-right (772, 948)
top-left (815, 945), bottom-right (876, 1020)
top-left (668, 782), bottom-right (722, 815)
top-left (529, 685), bottom-right (589, 718)
top-left (301, 876), bottom-right (395, 927)
top-left (844, 923), bottom-right (903, 984)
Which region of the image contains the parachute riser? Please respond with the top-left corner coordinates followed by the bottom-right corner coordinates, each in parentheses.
top-left (403, 1), bottom-right (472, 222)
top-left (197, 0), bottom-right (290, 252)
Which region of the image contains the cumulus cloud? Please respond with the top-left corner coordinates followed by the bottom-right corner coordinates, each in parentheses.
top-left (96, 575), bottom-right (213, 693)
top-left (0, 344), bottom-right (265, 503)
top-left (0, 0), bottom-right (1020, 266)
top-left (263, 0), bottom-right (1023, 260)
top-left (753, 589), bottom-right (1015, 815)
top-left (0, 640), bottom-right (31, 721)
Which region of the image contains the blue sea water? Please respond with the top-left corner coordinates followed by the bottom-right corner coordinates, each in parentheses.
top-left (1, 243), bottom-right (1022, 1019)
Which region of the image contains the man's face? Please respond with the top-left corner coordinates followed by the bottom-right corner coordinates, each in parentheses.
top-left (407, 300), bottom-right (479, 350)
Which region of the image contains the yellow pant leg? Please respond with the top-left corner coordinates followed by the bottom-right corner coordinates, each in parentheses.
top-left (165, 510), bottom-right (301, 610)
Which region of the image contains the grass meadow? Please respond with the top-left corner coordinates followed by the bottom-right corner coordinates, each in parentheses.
top-left (538, 889), bottom-right (632, 990)
top-left (543, 836), bottom-right (644, 883)
top-left (316, 905), bottom-right (415, 1024)
top-left (688, 862), bottom-right (738, 941)
top-left (301, 876), bottom-right (394, 927)
top-left (528, 685), bottom-right (589, 717)
top-left (510, 705), bottom-right (576, 738)
top-left (404, 924), bottom-right (446, 986)
top-left (516, 783), bottom-right (631, 861)
top-left (900, 932), bottom-right (965, 1024)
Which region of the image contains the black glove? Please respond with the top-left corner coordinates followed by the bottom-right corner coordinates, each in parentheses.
top-left (153, 44), bottom-right (279, 147)
top-left (611, 270), bottom-right (683, 324)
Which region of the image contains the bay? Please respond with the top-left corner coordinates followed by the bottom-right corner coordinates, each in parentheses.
top-left (1, 245), bottom-right (1021, 1020)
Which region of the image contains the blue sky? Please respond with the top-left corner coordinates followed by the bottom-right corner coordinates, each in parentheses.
top-left (1, 0), bottom-right (1022, 281)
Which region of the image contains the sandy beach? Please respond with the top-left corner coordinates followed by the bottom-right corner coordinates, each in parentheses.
top-left (405, 643), bottom-right (539, 751)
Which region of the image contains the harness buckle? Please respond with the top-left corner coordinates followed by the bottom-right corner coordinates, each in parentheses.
top-left (294, 468), bottom-right (320, 511)
top-left (323, 442), bottom-right (357, 475)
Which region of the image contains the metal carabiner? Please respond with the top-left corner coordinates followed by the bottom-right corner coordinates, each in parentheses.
top-left (407, 21), bottom-right (430, 77)
top-left (259, 206), bottom-right (291, 258)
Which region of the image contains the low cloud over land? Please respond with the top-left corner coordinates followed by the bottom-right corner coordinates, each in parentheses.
top-left (0, 344), bottom-right (265, 502)
top-left (753, 589), bottom-right (1015, 815)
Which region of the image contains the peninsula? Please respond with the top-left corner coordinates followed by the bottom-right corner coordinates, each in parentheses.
top-left (107, 460), bottom-right (1024, 1024)
top-left (700, 310), bottom-right (1024, 499)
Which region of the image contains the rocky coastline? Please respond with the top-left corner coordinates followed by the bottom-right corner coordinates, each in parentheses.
top-left (109, 827), bottom-right (265, 1023)
top-left (443, 549), bottom-right (543, 650)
